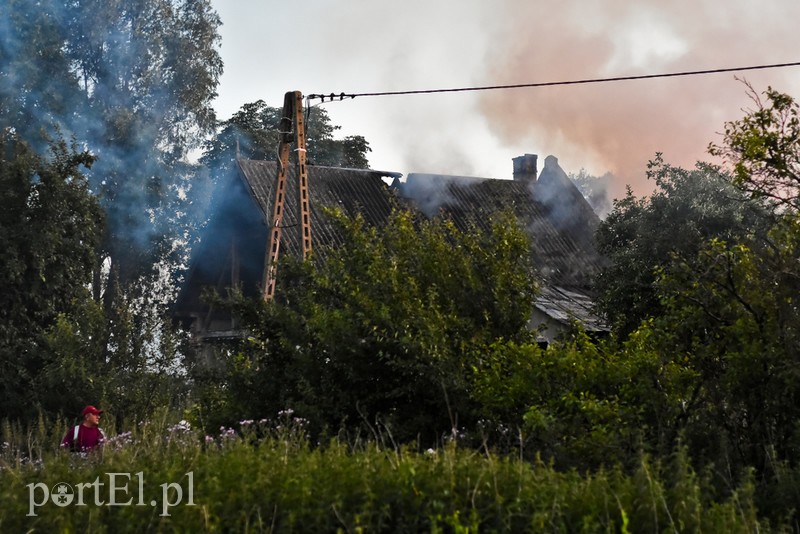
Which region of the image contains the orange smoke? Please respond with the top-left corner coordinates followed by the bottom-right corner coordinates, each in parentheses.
top-left (477, 0), bottom-right (800, 199)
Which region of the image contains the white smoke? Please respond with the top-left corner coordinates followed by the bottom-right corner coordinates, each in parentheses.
top-left (212, 0), bottom-right (800, 203)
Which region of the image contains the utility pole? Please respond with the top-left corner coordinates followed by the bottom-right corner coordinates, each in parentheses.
top-left (262, 91), bottom-right (312, 300)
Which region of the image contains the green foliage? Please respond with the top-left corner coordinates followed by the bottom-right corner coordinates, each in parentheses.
top-left (1, 3), bottom-right (223, 421)
top-left (0, 0), bottom-right (223, 289)
top-left (709, 81), bottom-right (800, 212)
top-left (586, 85), bottom-right (800, 522)
top-left (0, 135), bottom-right (104, 417)
top-left (201, 100), bottom-right (372, 180)
top-left (38, 301), bottom-right (108, 413)
top-left (600, 85), bottom-right (800, 521)
top-left (0, 417), bottom-right (772, 532)
top-left (595, 155), bottom-right (767, 336)
top-left (202, 208), bottom-right (538, 443)
top-left (304, 105), bottom-right (372, 169)
top-left (469, 329), bottom-right (701, 471)
top-left (41, 280), bottom-right (191, 426)
top-left (180, 83), bottom-right (800, 531)
top-left (0, 134), bottom-right (187, 424)
top-left (651, 216), bottom-right (800, 477)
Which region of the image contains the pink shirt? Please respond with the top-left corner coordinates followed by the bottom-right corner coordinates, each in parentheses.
top-left (61, 424), bottom-right (105, 451)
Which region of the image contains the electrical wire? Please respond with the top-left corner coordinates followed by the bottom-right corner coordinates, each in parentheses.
top-left (307, 60), bottom-right (800, 102)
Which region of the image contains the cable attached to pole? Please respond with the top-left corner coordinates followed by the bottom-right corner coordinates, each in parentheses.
top-left (307, 60), bottom-right (800, 102)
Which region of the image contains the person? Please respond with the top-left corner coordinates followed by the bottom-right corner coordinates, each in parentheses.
top-left (61, 405), bottom-right (105, 452)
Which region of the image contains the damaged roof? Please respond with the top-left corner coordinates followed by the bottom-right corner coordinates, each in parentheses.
top-left (534, 285), bottom-right (609, 333)
top-left (237, 159), bottom-right (402, 259)
top-left (396, 157), bottom-right (605, 289)
top-left (178, 155), bottom-right (609, 337)
top-left (236, 157), bottom-right (604, 289)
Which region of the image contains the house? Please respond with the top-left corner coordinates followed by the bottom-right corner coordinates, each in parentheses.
top-left (396, 154), bottom-right (607, 341)
top-left (173, 153), bottom-right (608, 344)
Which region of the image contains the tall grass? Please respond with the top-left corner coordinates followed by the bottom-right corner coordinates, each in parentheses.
top-left (0, 413), bottom-right (778, 532)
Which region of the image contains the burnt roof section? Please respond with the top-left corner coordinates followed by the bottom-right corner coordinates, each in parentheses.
top-left (397, 167), bottom-right (603, 289)
top-left (237, 159), bottom-right (401, 259)
top-left (239, 156), bottom-right (603, 288)
top-left (174, 160), bottom-right (400, 316)
top-left (177, 156), bottom-right (606, 332)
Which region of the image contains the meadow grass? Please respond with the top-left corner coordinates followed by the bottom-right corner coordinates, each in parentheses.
top-left (0, 413), bottom-right (773, 533)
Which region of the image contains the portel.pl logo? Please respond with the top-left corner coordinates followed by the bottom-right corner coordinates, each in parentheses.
top-left (26, 472), bottom-right (194, 517)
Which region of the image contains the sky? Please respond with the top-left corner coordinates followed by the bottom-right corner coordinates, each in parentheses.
top-left (209, 0), bottom-right (800, 201)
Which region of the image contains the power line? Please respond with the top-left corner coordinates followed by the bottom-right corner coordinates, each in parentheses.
top-left (307, 61), bottom-right (800, 102)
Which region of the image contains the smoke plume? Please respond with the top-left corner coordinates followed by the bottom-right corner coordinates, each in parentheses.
top-left (213, 1), bottom-right (800, 204)
top-left (477, 0), bottom-right (800, 200)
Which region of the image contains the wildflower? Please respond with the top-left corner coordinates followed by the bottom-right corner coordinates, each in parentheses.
top-left (168, 420), bottom-right (192, 433)
top-left (205, 435), bottom-right (215, 444)
top-left (106, 431), bottom-right (134, 449)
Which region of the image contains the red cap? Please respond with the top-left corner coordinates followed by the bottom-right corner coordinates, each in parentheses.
top-left (81, 405), bottom-right (103, 416)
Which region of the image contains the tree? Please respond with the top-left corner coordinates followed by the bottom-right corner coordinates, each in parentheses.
top-left (653, 85), bottom-right (800, 491)
top-left (0, 0), bottom-right (84, 152)
top-left (0, 1), bottom-right (224, 409)
top-left (0, 133), bottom-right (104, 417)
top-left (305, 106), bottom-right (372, 169)
top-left (196, 208), bottom-right (538, 442)
top-left (0, 0), bottom-right (223, 290)
top-left (709, 82), bottom-right (800, 213)
top-left (192, 100), bottom-right (373, 255)
top-left (469, 329), bottom-right (701, 470)
top-left (607, 87), bottom-right (800, 520)
top-left (39, 277), bottom-right (191, 424)
top-left (200, 100), bottom-right (372, 179)
top-left (652, 225), bottom-right (800, 472)
top-left (594, 155), bottom-right (768, 336)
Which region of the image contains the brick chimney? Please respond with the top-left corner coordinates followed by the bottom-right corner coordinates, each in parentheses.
top-left (513, 154), bottom-right (538, 182)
